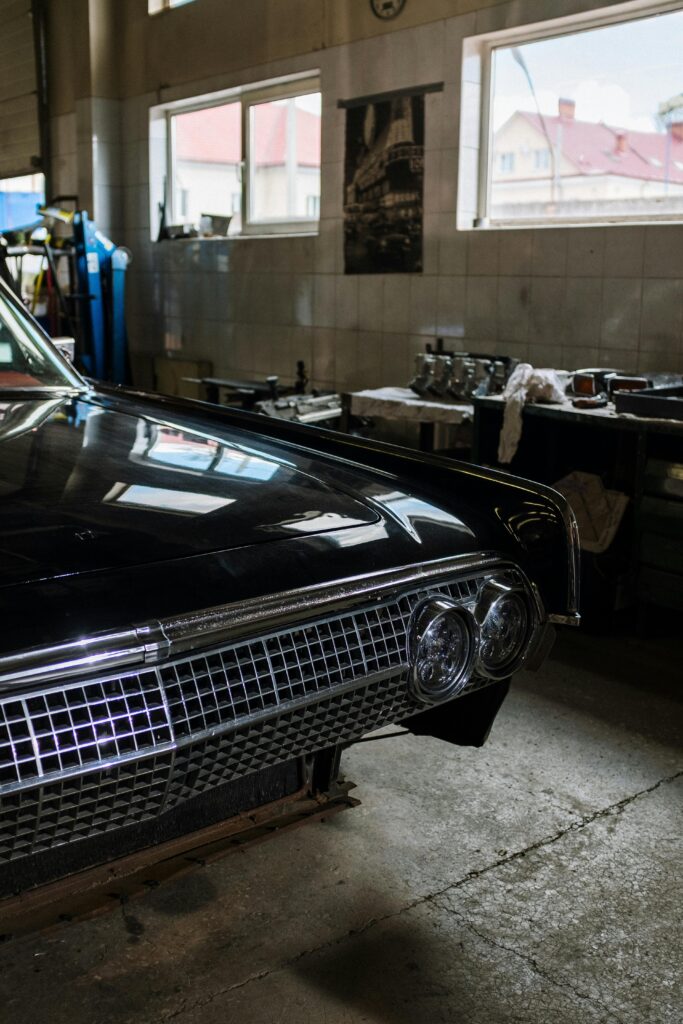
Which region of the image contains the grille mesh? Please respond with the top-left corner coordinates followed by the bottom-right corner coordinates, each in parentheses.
top-left (167, 673), bottom-right (412, 806)
top-left (162, 593), bottom-right (420, 741)
top-left (0, 673), bottom-right (171, 789)
top-left (0, 572), bottom-right (490, 862)
top-left (0, 754), bottom-right (173, 861)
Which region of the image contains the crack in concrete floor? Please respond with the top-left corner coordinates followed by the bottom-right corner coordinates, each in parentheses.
top-left (430, 902), bottom-right (627, 1024)
top-left (154, 767), bottom-right (682, 1024)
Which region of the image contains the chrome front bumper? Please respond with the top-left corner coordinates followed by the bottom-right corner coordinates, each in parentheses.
top-left (0, 556), bottom-right (542, 864)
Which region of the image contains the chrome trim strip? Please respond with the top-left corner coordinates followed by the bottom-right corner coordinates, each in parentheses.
top-left (0, 551), bottom-right (504, 691)
top-left (548, 613), bottom-right (581, 627)
top-left (159, 552), bottom-right (503, 656)
top-left (0, 626), bottom-right (171, 692)
top-left (0, 630), bottom-right (146, 689)
top-left (565, 502), bottom-right (581, 621)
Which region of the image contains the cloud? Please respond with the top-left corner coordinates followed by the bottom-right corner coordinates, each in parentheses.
top-left (493, 81), bottom-right (659, 133)
top-left (573, 80), bottom-right (656, 132)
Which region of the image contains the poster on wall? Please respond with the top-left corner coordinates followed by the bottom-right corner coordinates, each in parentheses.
top-left (343, 92), bottom-right (424, 274)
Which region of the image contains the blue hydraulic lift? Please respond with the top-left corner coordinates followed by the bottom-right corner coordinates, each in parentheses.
top-left (70, 209), bottom-right (131, 383)
top-left (1, 202), bottom-right (131, 384)
top-left (14, 202), bottom-right (133, 384)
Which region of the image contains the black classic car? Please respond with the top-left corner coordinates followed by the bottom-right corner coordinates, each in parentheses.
top-left (0, 279), bottom-right (579, 899)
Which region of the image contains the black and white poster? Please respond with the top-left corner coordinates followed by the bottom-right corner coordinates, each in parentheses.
top-left (344, 93), bottom-right (424, 274)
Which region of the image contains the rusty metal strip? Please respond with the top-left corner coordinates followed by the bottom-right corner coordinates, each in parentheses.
top-left (0, 782), bottom-right (359, 941)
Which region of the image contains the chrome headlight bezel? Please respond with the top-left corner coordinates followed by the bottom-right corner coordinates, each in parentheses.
top-left (474, 578), bottom-right (534, 680)
top-left (408, 597), bottom-right (477, 705)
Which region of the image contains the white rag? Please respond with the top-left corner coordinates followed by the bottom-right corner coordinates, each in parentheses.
top-left (553, 471), bottom-right (628, 553)
top-left (497, 363), bottom-right (568, 464)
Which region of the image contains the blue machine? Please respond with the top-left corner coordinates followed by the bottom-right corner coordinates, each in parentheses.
top-left (2, 203), bottom-right (131, 384)
top-left (71, 210), bottom-right (130, 383)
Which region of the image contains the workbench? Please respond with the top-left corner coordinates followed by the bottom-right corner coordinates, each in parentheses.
top-left (473, 395), bottom-right (683, 620)
top-left (340, 386), bottom-right (474, 451)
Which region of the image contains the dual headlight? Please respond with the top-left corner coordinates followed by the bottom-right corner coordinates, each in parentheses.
top-left (409, 578), bottom-right (534, 704)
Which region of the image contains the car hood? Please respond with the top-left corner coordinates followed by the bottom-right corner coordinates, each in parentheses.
top-left (0, 394), bottom-right (382, 587)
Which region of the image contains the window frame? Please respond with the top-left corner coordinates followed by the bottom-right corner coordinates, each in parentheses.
top-left (241, 78), bottom-right (322, 236)
top-left (163, 74), bottom-right (321, 238)
top-left (149, 0), bottom-right (197, 14)
top-left (463, 0), bottom-right (683, 230)
top-left (533, 149), bottom-right (551, 172)
top-left (165, 92), bottom-right (244, 232)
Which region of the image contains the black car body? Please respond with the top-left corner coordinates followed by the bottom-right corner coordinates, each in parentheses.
top-left (0, 280), bottom-right (579, 896)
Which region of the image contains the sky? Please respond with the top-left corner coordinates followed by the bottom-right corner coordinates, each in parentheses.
top-left (492, 7), bottom-right (683, 133)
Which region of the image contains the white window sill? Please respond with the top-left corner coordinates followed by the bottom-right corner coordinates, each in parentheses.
top-left (468, 215), bottom-right (683, 231)
top-left (154, 230), bottom-right (319, 243)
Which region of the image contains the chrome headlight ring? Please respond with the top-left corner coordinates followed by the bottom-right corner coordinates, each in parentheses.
top-left (474, 578), bottom-right (534, 681)
top-left (408, 597), bottom-right (477, 705)
top-left (407, 569), bottom-right (544, 706)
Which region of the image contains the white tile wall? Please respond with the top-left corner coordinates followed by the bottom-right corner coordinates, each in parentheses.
top-left (382, 277), bottom-right (412, 335)
top-left (601, 279), bottom-right (642, 352)
top-left (436, 277), bottom-right (466, 338)
top-left (497, 277), bottom-right (529, 346)
top-left (48, 3), bottom-right (683, 387)
top-left (50, 113), bottom-right (77, 200)
top-left (640, 279), bottom-right (683, 352)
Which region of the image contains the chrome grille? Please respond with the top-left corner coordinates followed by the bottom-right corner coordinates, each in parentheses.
top-left (0, 754), bottom-right (173, 862)
top-left (0, 674), bottom-right (171, 789)
top-left (162, 595), bottom-right (421, 741)
top-left (0, 572), bottom-right (490, 862)
top-left (167, 673), bottom-right (412, 806)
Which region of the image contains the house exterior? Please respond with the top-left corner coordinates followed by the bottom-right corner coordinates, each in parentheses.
top-left (173, 100), bottom-right (321, 228)
top-left (491, 99), bottom-right (683, 219)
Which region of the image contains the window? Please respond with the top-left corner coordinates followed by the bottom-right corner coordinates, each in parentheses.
top-left (533, 149), bottom-right (551, 171)
top-left (462, 2), bottom-right (683, 227)
top-left (246, 90), bottom-right (322, 227)
top-left (170, 100), bottom-right (242, 230)
top-left (0, 174), bottom-right (45, 232)
top-left (158, 76), bottom-right (321, 237)
top-left (306, 194), bottom-right (320, 218)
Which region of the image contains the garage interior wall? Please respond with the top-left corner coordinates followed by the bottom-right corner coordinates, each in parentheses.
top-left (47, 0), bottom-right (123, 239)
top-left (0, 0), bottom-right (40, 179)
top-left (46, 0), bottom-right (683, 390)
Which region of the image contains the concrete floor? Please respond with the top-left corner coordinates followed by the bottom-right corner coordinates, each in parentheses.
top-left (1, 631), bottom-right (681, 1024)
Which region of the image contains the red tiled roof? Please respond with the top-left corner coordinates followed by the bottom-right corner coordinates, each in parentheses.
top-left (175, 103), bottom-right (321, 167)
top-left (515, 111), bottom-right (683, 184)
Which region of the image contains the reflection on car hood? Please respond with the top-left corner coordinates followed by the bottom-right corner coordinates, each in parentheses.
top-left (0, 394), bottom-right (383, 587)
